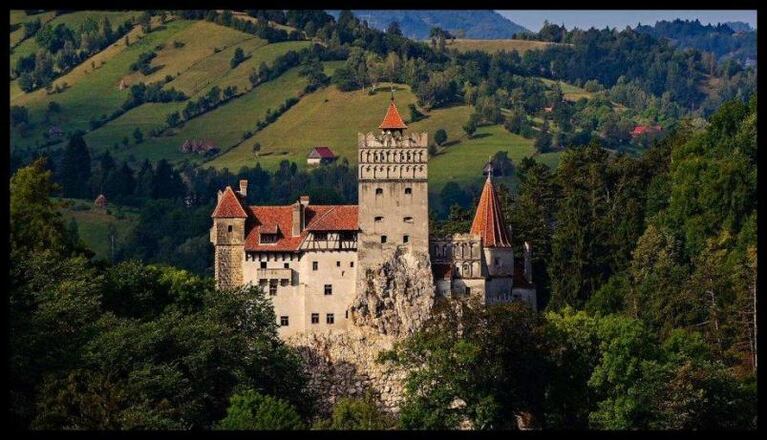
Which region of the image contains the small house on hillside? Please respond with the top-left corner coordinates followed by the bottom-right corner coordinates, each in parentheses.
top-left (631, 124), bottom-right (662, 138)
top-left (307, 146), bottom-right (337, 165)
top-left (94, 194), bottom-right (108, 209)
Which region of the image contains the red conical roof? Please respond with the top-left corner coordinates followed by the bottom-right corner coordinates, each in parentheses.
top-left (379, 99), bottom-right (408, 130)
top-left (470, 175), bottom-right (512, 248)
top-left (212, 186), bottom-right (248, 218)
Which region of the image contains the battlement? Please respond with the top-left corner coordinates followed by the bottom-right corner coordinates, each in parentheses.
top-left (358, 132), bottom-right (428, 149)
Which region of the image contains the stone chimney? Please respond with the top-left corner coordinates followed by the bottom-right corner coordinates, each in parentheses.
top-left (238, 179), bottom-right (248, 198)
top-left (292, 196), bottom-right (309, 237)
top-left (523, 241), bottom-right (533, 284)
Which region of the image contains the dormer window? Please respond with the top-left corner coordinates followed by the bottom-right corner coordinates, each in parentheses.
top-left (260, 233), bottom-right (278, 244)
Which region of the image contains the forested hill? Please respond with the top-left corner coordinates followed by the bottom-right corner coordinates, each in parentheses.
top-left (635, 19), bottom-right (756, 65)
top-left (326, 10), bottom-right (530, 39)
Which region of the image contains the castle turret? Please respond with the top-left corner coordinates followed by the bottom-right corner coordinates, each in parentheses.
top-left (470, 165), bottom-right (514, 278)
top-left (211, 186), bottom-right (248, 290)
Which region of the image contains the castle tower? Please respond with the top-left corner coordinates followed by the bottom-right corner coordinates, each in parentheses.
top-left (357, 97), bottom-right (429, 272)
top-left (470, 165), bottom-right (514, 279)
top-left (210, 183), bottom-right (248, 290)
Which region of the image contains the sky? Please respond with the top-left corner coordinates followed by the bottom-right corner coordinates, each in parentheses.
top-left (497, 10), bottom-right (757, 33)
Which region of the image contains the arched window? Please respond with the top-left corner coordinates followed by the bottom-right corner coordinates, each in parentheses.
top-left (404, 187), bottom-right (412, 195)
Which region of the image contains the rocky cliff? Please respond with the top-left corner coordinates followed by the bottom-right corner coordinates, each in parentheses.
top-left (287, 248), bottom-right (435, 415)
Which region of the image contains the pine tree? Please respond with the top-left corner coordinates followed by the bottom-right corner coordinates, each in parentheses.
top-left (60, 134), bottom-right (92, 198)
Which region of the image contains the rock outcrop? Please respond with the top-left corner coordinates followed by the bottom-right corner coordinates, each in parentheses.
top-left (351, 248), bottom-right (435, 338)
top-left (287, 248), bottom-right (435, 415)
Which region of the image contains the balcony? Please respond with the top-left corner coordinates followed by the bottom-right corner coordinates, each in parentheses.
top-left (257, 268), bottom-right (297, 285)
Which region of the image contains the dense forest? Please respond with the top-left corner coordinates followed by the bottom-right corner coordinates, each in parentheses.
top-left (9, 9), bottom-right (758, 431)
top-left (635, 19), bottom-right (756, 65)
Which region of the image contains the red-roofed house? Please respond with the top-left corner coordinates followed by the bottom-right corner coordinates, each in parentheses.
top-left (307, 146), bottom-right (337, 165)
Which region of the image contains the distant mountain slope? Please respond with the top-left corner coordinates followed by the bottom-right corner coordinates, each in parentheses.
top-left (635, 19), bottom-right (756, 64)
top-left (327, 10), bottom-right (530, 40)
top-left (723, 21), bottom-right (753, 33)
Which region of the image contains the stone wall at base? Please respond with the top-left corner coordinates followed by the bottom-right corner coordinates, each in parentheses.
top-left (287, 330), bottom-right (406, 415)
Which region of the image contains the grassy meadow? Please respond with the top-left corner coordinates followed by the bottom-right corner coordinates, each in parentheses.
top-left (57, 198), bottom-right (139, 261)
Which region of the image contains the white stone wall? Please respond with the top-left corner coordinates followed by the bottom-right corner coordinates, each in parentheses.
top-left (243, 248), bottom-right (358, 338)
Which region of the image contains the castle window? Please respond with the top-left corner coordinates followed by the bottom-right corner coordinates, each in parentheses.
top-left (228, 225), bottom-right (233, 232)
top-left (465, 287), bottom-right (471, 295)
top-left (312, 261), bottom-right (318, 271)
top-left (345, 310), bottom-right (349, 319)
top-left (403, 235), bottom-right (409, 244)
top-left (495, 258), bottom-right (499, 266)
top-left (280, 278), bottom-right (289, 286)
top-left (374, 216), bottom-right (383, 223)
top-left (404, 187), bottom-right (412, 195)
top-left (260, 261), bottom-right (267, 269)
top-left (350, 261), bottom-right (354, 268)
top-left (375, 188), bottom-right (383, 195)
top-left (336, 261), bottom-right (341, 267)
top-left (381, 235), bottom-right (387, 244)
top-left (326, 313), bottom-right (335, 324)
top-left (311, 313), bottom-right (319, 324)
top-left (403, 216), bottom-right (413, 223)
top-left (280, 316), bottom-right (289, 326)
top-left (259, 279), bottom-right (268, 287)
top-left (269, 279), bottom-right (278, 295)
top-left (324, 284), bottom-right (333, 295)
top-left (284, 263), bottom-right (289, 269)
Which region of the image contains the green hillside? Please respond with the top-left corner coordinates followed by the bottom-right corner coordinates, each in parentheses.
top-left (209, 82), bottom-right (549, 191)
top-left (10, 11), bottom-right (141, 67)
top-left (11, 11), bottom-right (565, 192)
top-left (57, 198), bottom-right (139, 261)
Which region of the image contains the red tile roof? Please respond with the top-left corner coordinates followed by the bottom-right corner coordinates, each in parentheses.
top-left (630, 124), bottom-right (662, 137)
top-left (379, 100), bottom-right (408, 130)
top-left (308, 146), bottom-right (336, 159)
top-left (212, 186), bottom-right (248, 218)
top-left (470, 176), bottom-right (512, 248)
top-left (244, 204), bottom-right (359, 252)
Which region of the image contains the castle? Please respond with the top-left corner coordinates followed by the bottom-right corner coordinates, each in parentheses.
top-left (210, 99), bottom-right (536, 337)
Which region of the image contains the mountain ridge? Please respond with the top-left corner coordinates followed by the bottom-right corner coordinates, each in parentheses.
top-left (327, 10), bottom-right (530, 40)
